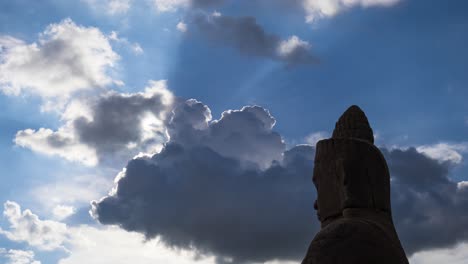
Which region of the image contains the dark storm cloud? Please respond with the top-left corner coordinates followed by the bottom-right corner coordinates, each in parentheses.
top-left (190, 12), bottom-right (318, 65)
top-left (92, 99), bottom-right (468, 263)
top-left (92, 100), bottom-right (317, 263)
top-left (384, 148), bottom-right (468, 255)
top-left (95, 143), bottom-right (317, 263)
top-left (74, 90), bottom-right (170, 155)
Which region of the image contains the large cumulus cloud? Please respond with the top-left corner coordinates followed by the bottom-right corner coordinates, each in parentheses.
top-left (91, 99), bottom-right (468, 263)
top-left (92, 100), bottom-right (317, 263)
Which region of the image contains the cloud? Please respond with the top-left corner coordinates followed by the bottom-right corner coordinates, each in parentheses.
top-left (108, 31), bottom-right (144, 55)
top-left (0, 248), bottom-right (41, 264)
top-left (58, 226), bottom-right (218, 264)
top-left (410, 242), bottom-right (468, 264)
top-left (0, 201), bottom-right (70, 251)
top-left (152, 0), bottom-right (224, 12)
top-left (89, 99), bottom-right (468, 263)
top-left (91, 99), bottom-right (318, 263)
top-left (190, 12), bottom-right (318, 65)
top-left (304, 131), bottom-right (329, 146)
top-left (30, 173), bottom-right (112, 214)
top-left (52, 205), bottom-right (76, 220)
top-left (83, 0), bottom-right (132, 15)
top-left (302, 0), bottom-right (401, 22)
top-left (416, 142), bottom-right (468, 164)
top-left (384, 147), bottom-right (468, 255)
top-left (0, 202), bottom-right (215, 264)
top-left (177, 21), bottom-right (188, 32)
top-left (15, 128), bottom-right (98, 166)
top-left (0, 19), bottom-right (120, 102)
top-left (15, 80), bottom-right (174, 166)
top-left (277, 36), bottom-right (315, 64)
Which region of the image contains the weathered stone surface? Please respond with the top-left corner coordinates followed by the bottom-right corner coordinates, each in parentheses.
top-left (303, 105), bottom-right (408, 264)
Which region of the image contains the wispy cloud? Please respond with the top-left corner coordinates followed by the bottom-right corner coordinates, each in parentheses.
top-left (302, 0), bottom-right (401, 22)
top-left (83, 0), bottom-right (132, 15)
top-left (189, 12), bottom-right (318, 65)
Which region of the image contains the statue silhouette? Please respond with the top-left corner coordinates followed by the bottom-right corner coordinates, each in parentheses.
top-left (302, 105), bottom-right (409, 264)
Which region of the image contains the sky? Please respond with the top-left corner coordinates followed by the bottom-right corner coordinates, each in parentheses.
top-left (0, 0), bottom-right (468, 263)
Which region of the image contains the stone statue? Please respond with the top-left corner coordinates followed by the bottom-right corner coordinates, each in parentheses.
top-left (302, 105), bottom-right (409, 264)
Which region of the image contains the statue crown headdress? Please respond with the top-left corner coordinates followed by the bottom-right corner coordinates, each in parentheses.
top-left (332, 105), bottom-right (374, 144)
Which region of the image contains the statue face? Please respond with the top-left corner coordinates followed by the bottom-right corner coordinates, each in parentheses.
top-left (313, 140), bottom-right (345, 225)
top-left (313, 138), bottom-right (391, 225)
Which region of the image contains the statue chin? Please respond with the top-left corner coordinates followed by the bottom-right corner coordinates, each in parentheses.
top-left (302, 105), bottom-right (409, 264)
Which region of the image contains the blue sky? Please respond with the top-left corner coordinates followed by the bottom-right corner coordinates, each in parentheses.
top-left (1, 0), bottom-right (468, 263)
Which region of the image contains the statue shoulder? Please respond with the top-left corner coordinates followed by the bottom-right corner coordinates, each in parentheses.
top-left (302, 218), bottom-right (408, 264)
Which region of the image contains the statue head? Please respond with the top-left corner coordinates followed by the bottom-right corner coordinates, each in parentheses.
top-left (313, 105), bottom-right (391, 226)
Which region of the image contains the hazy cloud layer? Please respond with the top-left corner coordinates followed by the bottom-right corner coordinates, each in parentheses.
top-left (190, 12), bottom-right (318, 65)
top-left (152, 0), bottom-right (401, 23)
top-left (0, 19), bottom-right (119, 103)
top-left (92, 100), bottom-right (468, 263)
top-left (83, 0), bottom-right (132, 15)
top-left (15, 80), bottom-right (174, 166)
top-left (152, 0), bottom-right (225, 12)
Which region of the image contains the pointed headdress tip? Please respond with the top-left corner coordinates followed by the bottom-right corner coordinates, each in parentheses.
top-left (332, 105), bottom-right (374, 144)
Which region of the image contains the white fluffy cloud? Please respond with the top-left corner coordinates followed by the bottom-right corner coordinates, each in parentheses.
top-left (58, 226), bottom-right (217, 264)
top-left (302, 0), bottom-right (401, 22)
top-left (0, 19), bottom-right (119, 101)
top-left (15, 80), bottom-right (174, 167)
top-left (15, 128), bottom-right (99, 166)
top-left (416, 142), bottom-right (468, 164)
top-left (0, 202), bottom-right (217, 264)
top-left (0, 248), bottom-right (41, 264)
top-left (177, 21), bottom-right (188, 32)
top-left (278, 35), bottom-right (311, 57)
top-left (0, 201), bottom-right (70, 251)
